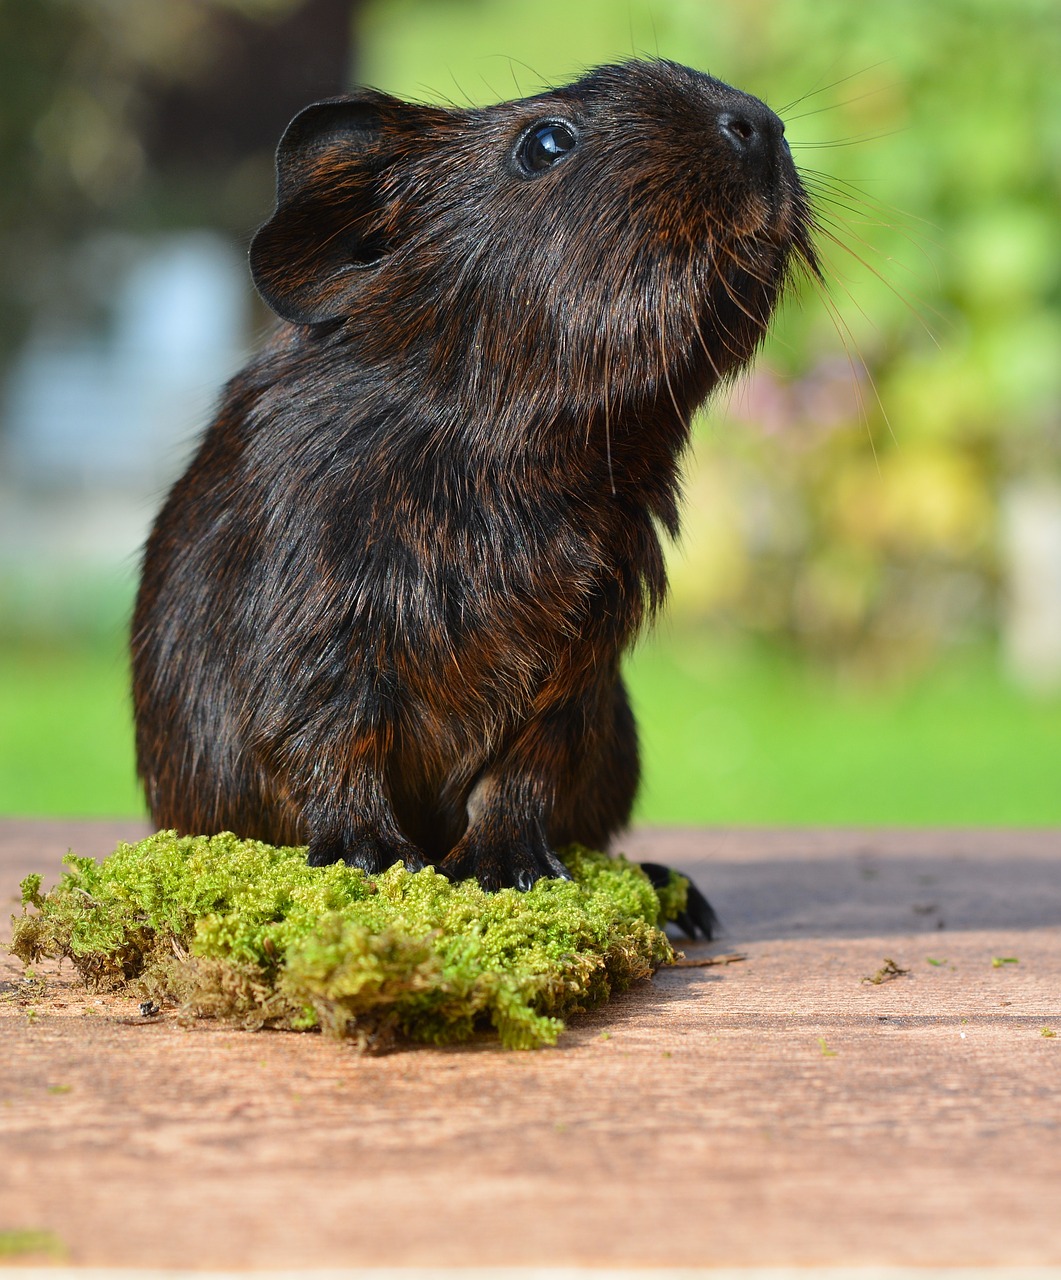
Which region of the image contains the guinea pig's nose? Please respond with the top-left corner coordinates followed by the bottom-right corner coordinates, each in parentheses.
top-left (717, 101), bottom-right (784, 163)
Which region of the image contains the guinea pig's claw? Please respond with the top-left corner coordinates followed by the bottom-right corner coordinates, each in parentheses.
top-left (637, 861), bottom-right (719, 941)
top-left (514, 849), bottom-right (574, 890)
top-left (680, 879), bottom-right (720, 941)
top-left (543, 850), bottom-right (575, 882)
top-left (447, 843), bottom-right (572, 893)
top-left (507, 849), bottom-right (573, 893)
top-left (307, 829), bottom-right (427, 875)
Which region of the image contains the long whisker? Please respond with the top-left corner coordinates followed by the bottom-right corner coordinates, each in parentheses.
top-left (801, 169), bottom-right (941, 236)
top-left (777, 61), bottom-right (894, 116)
top-left (812, 220), bottom-right (943, 345)
top-left (686, 256), bottom-right (726, 388)
top-left (815, 285), bottom-right (884, 467)
top-left (793, 166), bottom-right (945, 336)
top-left (657, 269), bottom-right (687, 425)
top-left (714, 240), bottom-right (777, 338)
top-left (808, 200), bottom-right (942, 307)
top-left (791, 129), bottom-right (906, 148)
top-left (784, 82), bottom-right (898, 123)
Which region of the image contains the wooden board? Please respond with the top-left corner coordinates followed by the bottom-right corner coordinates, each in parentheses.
top-left (1, 821), bottom-right (1059, 1271)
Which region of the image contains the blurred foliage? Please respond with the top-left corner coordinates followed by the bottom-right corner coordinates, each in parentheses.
top-left (0, 0), bottom-right (353, 363)
top-left (0, 638), bottom-right (142, 818)
top-left (628, 631), bottom-right (1061, 825)
top-left (4, 624), bottom-right (1060, 822)
top-left (361, 0), bottom-right (1061, 677)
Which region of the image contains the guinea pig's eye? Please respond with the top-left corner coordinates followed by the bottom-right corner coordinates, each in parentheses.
top-left (515, 120), bottom-right (578, 176)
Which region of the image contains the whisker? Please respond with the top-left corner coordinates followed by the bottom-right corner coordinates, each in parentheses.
top-left (776, 61), bottom-right (894, 116)
top-left (479, 54), bottom-right (551, 97)
top-left (808, 202), bottom-right (943, 309)
top-left (816, 286), bottom-right (884, 467)
top-left (784, 81), bottom-right (898, 123)
top-left (813, 221), bottom-right (943, 345)
top-left (657, 272), bottom-right (687, 425)
top-left (686, 258), bottom-right (726, 388)
top-left (801, 170), bottom-right (941, 235)
top-left (791, 128), bottom-right (906, 148)
top-left (829, 288), bottom-right (895, 458)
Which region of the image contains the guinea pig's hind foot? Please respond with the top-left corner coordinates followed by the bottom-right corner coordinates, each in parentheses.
top-left (637, 862), bottom-right (719, 941)
top-left (307, 827), bottom-right (427, 875)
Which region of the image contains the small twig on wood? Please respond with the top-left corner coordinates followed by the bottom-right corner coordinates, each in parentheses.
top-left (669, 952), bottom-right (748, 969)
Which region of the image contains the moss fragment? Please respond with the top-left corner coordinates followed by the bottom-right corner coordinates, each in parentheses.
top-left (10, 831), bottom-right (684, 1050)
top-left (0, 1228), bottom-right (66, 1260)
top-left (861, 957), bottom-right (910, 985)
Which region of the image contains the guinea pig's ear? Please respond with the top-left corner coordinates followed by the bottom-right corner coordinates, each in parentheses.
top-left (250, 92), bottom-right (408, 326)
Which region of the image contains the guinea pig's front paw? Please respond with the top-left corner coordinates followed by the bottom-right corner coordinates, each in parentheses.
top-left (307, 827), bottom-right (427, 875)
top-left (439, 834), bottom-right (572, 893)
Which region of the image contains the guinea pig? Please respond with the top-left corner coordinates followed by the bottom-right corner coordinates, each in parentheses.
top-left (131, 59), bottom-right (817, 937)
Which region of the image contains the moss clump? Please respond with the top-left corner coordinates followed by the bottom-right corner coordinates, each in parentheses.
top-left (0, 1229), bottom-right (66, 1261)
top-left (11, 832), bottom-right (688, 1050)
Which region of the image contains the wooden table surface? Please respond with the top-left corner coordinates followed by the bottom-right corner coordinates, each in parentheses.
top-left (1, 820), bottom-right (1059, 1274)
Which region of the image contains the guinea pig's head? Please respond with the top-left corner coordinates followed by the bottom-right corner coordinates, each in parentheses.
top-left (251, 59), bottom-right (818, 423)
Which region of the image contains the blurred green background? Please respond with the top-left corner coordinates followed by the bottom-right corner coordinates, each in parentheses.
top-left (1, 0), bottom-right (1059, 824)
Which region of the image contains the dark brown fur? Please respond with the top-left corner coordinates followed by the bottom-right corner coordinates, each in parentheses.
top-left (131, 60), bottom-right (816, 911)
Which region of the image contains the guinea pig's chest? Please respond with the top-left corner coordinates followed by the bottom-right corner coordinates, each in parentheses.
top-left (367, 468), bottom-right (653, 760)
top-left (342, 450), bottom-right (655, 665)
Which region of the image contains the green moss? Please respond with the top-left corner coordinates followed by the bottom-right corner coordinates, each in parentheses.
top-left (0, 1229), bottom-right (66, 1260)
top-left (10, 832), bottom-right (686, 1050)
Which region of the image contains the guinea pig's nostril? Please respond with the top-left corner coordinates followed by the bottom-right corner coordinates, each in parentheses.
top-left (718, 110), bottom-right (759, 151)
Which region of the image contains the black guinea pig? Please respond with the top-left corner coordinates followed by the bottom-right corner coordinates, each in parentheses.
top-left (131, 59), bottom-right (817, 936)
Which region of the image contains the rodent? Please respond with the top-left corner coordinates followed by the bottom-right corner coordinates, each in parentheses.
top-left (131, 59), bottom-right (816, 934)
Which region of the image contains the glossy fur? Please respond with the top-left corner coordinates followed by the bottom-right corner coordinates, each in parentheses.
top-left (132, 60), bottom-right (816, 911)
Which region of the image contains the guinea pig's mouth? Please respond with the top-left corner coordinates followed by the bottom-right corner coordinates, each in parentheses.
top-left (723, 177), bottom-right (821, 286)
top-left (775, 189), bottom-right (821, 279)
